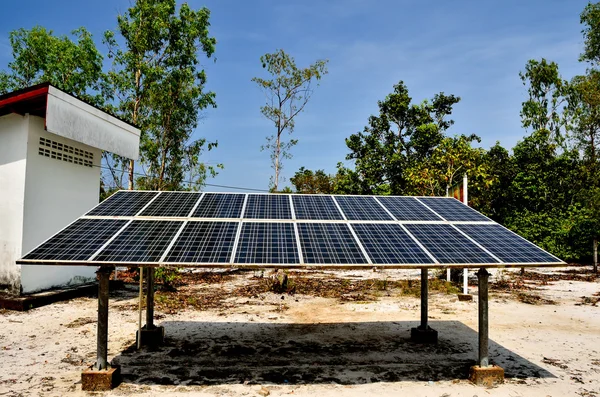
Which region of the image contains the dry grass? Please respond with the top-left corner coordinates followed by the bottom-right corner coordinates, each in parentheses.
top-left (122, 271), bottom-right (463, 314)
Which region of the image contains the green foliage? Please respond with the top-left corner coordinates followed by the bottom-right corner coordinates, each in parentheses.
top-left (290, 167), bottom-right (338, 194)
top-left (252, 49), bottom-right (328, 190)
top-left (154, 267), bottom-right (180, 287)
top-left (519, 58), bottom-right (572, 147)
top-left (580, 2), bottom-right (600, 65)
top-left (344, 81), bottom-right (460, 195)
top-left (104, 0), bottom-right (221, 191)
top-left (0, 26), bottom-right (104, 105)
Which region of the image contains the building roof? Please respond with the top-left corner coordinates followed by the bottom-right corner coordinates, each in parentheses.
top-left (0, 83), bottom-right (140, 159)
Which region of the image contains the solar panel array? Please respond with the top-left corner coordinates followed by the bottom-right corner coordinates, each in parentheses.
top-left (19, 191), bottom-right (564, 268)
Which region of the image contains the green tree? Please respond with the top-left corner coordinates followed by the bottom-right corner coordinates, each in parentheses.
top-left (580, 2), bottom-right (600, 65)
top-left (252, 49), bottom-right (328, 191)
top-left (0, 26), bottom-right (104, 104)
top-left (406, 134), bottom-right (492, 197)
top-left (104, 0), bottom-right (220, 191)
top-left (519, 58), bottom-right (572, 148)
top-left (345, 81), bottom-right (460, 194)
top-left (476, 142), bottom-right (515, 223)
top-left (290, 167), bottom-right (337, 194)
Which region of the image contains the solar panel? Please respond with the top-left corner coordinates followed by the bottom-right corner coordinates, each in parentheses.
top-left (292, 195), bottom-right (343, 220)
top-left (244, 194), bottom-right (292, 219)
top-left (298, 223), bottom-right (368, 264)
top-left (404, 224), bottom-right (498, 264)
top-left (94, 220), bottom-right (182, 262)
top-left (192, 193), bottom-right (245, 218)
top-left (234, 222), bottom-right (299, 264)
top-left (23, 219), bottom-right (128, 261)
top-left (139, 192), bottom-right (202, 217)
top-left (455, 224), bottom-right (560, 263)
top-left (416, 197), bottom-right (490, 222)
top-left (19, 190), bottom-right (566, 268)
top-left (352, 224), bottom-right (434, 264)
top-left (87, 190), bottom-right (158, 216)
top-left (164, 221), bottom-right (238, 263)
top-left (376, 196), bottom-right (442, 221)
top-left (334, 196), bottom-right (393, 220)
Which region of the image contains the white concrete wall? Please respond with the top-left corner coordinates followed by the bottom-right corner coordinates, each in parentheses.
top-left (0, 114), bottom-right (28, 293)
top-left (20, 116), bottom-right (101, 293)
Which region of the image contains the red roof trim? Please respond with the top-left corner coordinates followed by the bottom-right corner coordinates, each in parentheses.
top-left (0, 85), bottom-right (49, 108)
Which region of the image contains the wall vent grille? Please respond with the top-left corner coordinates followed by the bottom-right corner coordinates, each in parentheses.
top-left (38, 137), bottom-right (94, 168)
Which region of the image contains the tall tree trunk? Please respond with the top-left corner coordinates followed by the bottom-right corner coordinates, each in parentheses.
top-left (274, 131), bottom-right (281, 191)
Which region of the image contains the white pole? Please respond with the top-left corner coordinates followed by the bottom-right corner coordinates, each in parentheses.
top-left (446, 187), bottom-right (451, 282)
top-left (463, 174), bottom-right (468, 294)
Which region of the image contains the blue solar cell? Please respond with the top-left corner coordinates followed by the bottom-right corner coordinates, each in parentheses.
top-left (456, 224), bottom-right (561, 263)
top-left (376, 196), bottom-right (442, 221)
top-left (352, 224), bottom-right (434, 264)
top-left (23, 219), bottom-right (128, 261)
top-left (416, 197), bottom-right (490, 221)
top-left (193, 193), bottom-right (245, 218)
top-left (87, 190), bottom-right (158, 216)
top-left (235, 222), bottom-right (299, 264)
top-left (244, 194), bottom-right (292, 219)
top-left (94, 220), bottom-right (183, 262)
top-left (292, 195), bottom-right (343, 220)
top-left (297, 223), bottom-right (368, 264)
top-left (164, 221), bottom-right (238, 263)
top-left (140, 192), bottom-right (202, 217)
top-left (405, 224), bottom-right (498, 264)
top-left (334, 196), bottom-right (393, 220)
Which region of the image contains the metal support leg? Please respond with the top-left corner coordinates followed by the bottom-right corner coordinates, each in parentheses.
top-left (146, 267), bottom-right (154, 329)
top-left (463, 268), bottom-right (468, 294)
top-left (96, 267), bottom-right (111, 370)
top-left (420, 268), bottom-right (428, 329)
top-left (477, 268), bottom-right (490, 368)
top-left (411, 268), bottom-right (437, 343)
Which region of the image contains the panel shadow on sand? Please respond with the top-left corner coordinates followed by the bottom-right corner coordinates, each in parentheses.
top-left (113, 320), bottom-right (554, 386)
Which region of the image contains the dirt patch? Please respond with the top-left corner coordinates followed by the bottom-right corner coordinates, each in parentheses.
top-left (515, 292), bottom-right (557, 305)
top-left (63, 317), bottom-right (96, 328)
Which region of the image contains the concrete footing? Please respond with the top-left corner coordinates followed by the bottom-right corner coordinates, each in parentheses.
top-left (136, 325), bottom-right (165, 347)
top-left (469, 365), bottom-right (504, 387)
top-left (410, 325), bottom-right (438, 343)
top-left (457, 293), bottom-right (473, 302)
top-left (81, 365), bottom-right (121, 391)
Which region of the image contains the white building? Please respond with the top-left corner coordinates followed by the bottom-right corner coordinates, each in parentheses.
top-left (0, 83), bottom-right (140, 294)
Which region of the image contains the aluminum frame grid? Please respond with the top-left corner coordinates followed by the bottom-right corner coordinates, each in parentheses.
top-left (140, 192), bottom-right (202, 217)
top-left (18, 191), bottom-right (567, 268)
top-left (455, 224), bottom-right (562, 263)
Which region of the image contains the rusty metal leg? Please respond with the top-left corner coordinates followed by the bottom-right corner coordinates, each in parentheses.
top-left (420, 268), bottom-right (428, 329)
top-left (146, 267), bottom-right (154, 329)
top-left (411, 268), bottom-right (437, 343)
top-left (477, 268), bottom-right (490, 367)
top-left (95, 267), bottom-right (111, 370)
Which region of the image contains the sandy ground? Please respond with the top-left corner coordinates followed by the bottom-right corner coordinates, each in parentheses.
top-left (0, 267), bottom-right (599, 397)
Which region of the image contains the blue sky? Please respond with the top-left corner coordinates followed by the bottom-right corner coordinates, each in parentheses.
top-left (0, 0), bottom-right (591, 191)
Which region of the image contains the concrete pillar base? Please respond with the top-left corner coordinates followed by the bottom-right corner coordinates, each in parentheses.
top-left (410, 325), bottom-right (438, 343)
top-left (457, 293), bottom-right (473, 302)
top-left (469, 365), bottom-right (504, 387)
top-left (81, 365), bottom-right (121, 391)
top-left (136, 325), bottom-right (165, 347)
